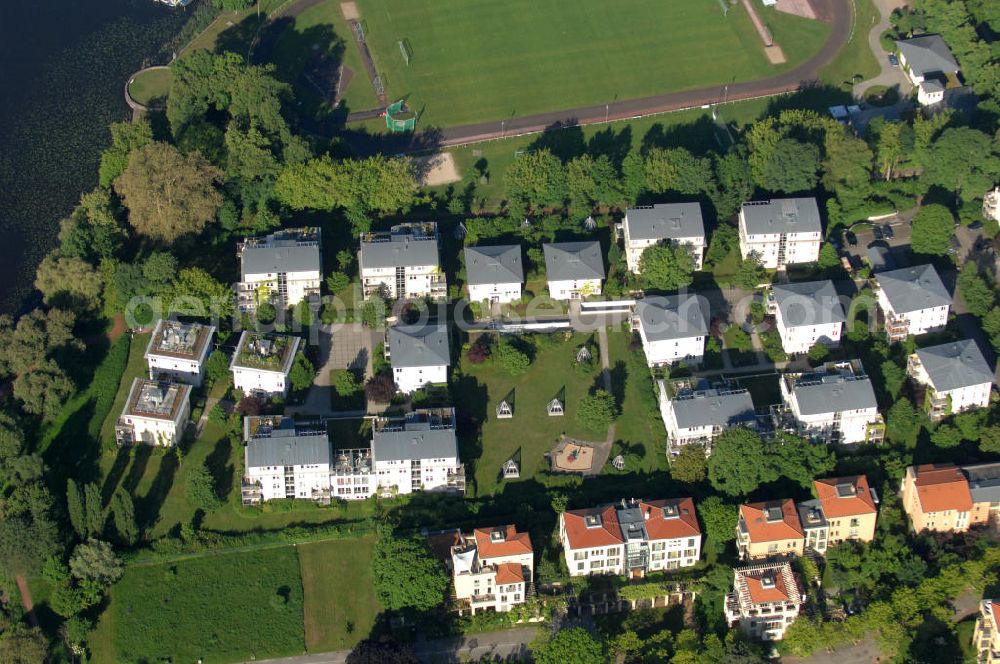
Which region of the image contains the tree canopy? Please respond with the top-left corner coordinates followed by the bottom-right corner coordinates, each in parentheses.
top-left (639, 243), bottom-right (695, 291)
top-left (371, 527), bottom-right (449, 612)
top-left (909, 204), bottom-right (954, 256)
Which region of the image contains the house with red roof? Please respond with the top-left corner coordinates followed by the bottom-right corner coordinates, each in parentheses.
top-left (901, 462), bottom-right (1000, 533)
top-left (797, 475), bottom-right (880, 554)
top-left (725, 561), bottom-right (804, 641)
top-left (448, 525), bottom-right (533, 615)
top-left (559, 498), bottom-right (702, 579)
top-left (736, 499), bottom-right (805, 560)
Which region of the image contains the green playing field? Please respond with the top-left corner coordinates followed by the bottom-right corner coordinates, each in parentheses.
top-left (354, 0), bottom-right (830, 127)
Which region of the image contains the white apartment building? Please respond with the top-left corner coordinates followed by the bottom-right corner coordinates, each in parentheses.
top-left (560, 498), bottom-right (702, 578)
top-left (658, 380), bottom-right (756, 455)
top-left (632, 294), bottom-right (709, 367)
top-left (241, 417), bottom-right (334, 504)
top-left (896, 35), bottom-right (961, 106)
top-left (622, 203), bottom-right (706, 272)
top-left (725, 562), bottom-right (803, 641)
top-left (370, 409), bottom-right (465, 496)
top-left (543, 241), bottom-right (605, 300)
top-left (465, 245), bottom-right (524, 304)
top-left (386, 323), bottom-right (450, 394)
top-left (908, 340), bottom-right (994, 419)
top-left (984, 187), bottom-right (1000, 223)
top-left (974, 599), bottom-right (1000, 664)
top-left (875, 265), bottom-right (951, 341)
top-left (359, 222), bottom-right (445, 301)
top-left (449, 525), bottom-right (533, 615)
top-left (738, 198), bottom-right (822, 269)
top-left (144, 319), bottom-right (215, 387)
top-left (114, 378), bottom-right (191, 447)
top-left (775, 360), bottom-right (884, 445)
top-left (236, 228), bottom-right (321, 313)
top-left (770, 280), bottom-right (845, 354)
top-left (230, 331), bottom-right (302, 397)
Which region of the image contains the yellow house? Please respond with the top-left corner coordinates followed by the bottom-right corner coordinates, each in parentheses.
top-left (813, 475), bottom-right (879, 546)
top-left (737, 500), bottom-right (805, 560)
top-left (901, 464), bottom-right (974, 533)
top-left (974, 599), bottom-right (1000, 663)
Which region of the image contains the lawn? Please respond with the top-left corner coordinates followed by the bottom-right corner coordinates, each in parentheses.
top-left (453, 332), bottom-right (609, 495)
top-left (105, 547), bottom-right (305, 664)
top-left (98, 333), bottom-right (150, 446)
top-left (818, 0), bottom-right (881, 89)
top-left (736, 373), bottom-right (781, 410)
top-left (128, 68), bottom-right (172, 107)
top-left (355, 0), bottom-right (828, 127)
top-left (298, 537), bottom-right (381, 651)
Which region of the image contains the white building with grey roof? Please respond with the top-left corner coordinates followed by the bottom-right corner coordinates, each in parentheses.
top-left (242, 416), bottom-right (337, 504)
top-left (770, 280), bottom-right (846, 354)
top-left (236, 228), bottom-right (321, 313)
top-left (895, 35), bottom-right (961, 106)
top-left (874, 265), bottom-right (951, 341)
top-left (359, 222), bottom-right (445, 301)
top-left (622, 203), bottom-right (706, 272)
top-left (776, 360), bottom-right (884, 445)
top-left (657, 380), bottom-right (756, 455)
top-left (738, 199), bottom-right (822, 269)
top-left (144, 319), bottom-right (216, 387)
top-left (632, 294), bottom-right (709, 367)
top-left (114, 378), bottom-right (192, 447)
top-left (371, 408), bottom-right (464, 496)
top-left (908, 340), bottom-right (993, 419)
top-left (464, 245), bottom-right (524, 304)
top-left (543, 241), bottom-right (605, 300)
top-left (230, 331), bottom-right (302, 397)
top-left (387, 323), bottom-right (450, 393)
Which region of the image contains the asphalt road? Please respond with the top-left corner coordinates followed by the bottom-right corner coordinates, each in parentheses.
top-left (346, 0), bottom-right (853, 152)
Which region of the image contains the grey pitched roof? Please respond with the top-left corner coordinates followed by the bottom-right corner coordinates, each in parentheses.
top-left (772, 280), bottom-right (846, 327)
top-left (796, 499), bottom-right (828, 530)
top-left (866, 244), bottom-right (895, 272)
top-left (875, 265), bottom-right (951, 313)
top-left (963, 463), bottom-right (1000, 505)
top-left (635, 294), bottom-right (709, 342)
top-left (464, 245), bottom-right (524, 286)
top-left (543, 241), bottom-right (605, 281)
top-left (671, 390), bottom-right (755, 429)
top-left (241, 244), bottom-right (320, 278)
top-left (388, 324), bottom-right (450, 368)
top-left (915, 340), bottom-right (993, 392)
top-left (372, 425), bottom-right (458, 462)
top-left (740, 198), bottom-right (822, 235)
top-left (624, 203), bottom-right (705, 241)
top-left (896, 35), bottom-right (960, 77)
top-left (361, 236), bottom-right (440, 269)
top-left (246, 429), bottom-right (332, 468)
top-left (791, 374), bottom-right (878, 415)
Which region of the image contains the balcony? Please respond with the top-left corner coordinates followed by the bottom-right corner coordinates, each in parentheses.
top-left (885, 314), bottom-right (910, 341)
top-left (114, 421), bottom-right (136, 446)
top-left (241, 479), bottom-right (262, 505)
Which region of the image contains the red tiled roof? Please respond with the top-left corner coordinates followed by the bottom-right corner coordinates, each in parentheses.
top-left (473, 525), bottom-right (533, 559)
top-left (737, 563), bottom-right (800, 606)
top-left (912, 464), bottom-right (973, 513)
top-left (814, 475), bottom-right (877, 518)
top-left (744, 572), bottom-right (790, 604)
top-left (494, 562), bottom-right (524, 585)
top-left (988, 600), bottom-right (1000, 633)
top-left (640, 498), bottom-right (701, 541)
top-left (740, 500), bottom-right (804, 542)
top-left (562, 505), bottom-right (623, 549)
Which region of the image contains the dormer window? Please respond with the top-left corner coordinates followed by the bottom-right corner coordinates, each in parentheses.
top-left (760, 575), bottom-right (776, 589)
top-left (490, 529), bottom-right (505, 543)
top-left (584, 514), bottom-right (602, 529)
top-left (662, 504), bottom-right (679, 520)
top-left (835, 482), bottom-right (857, 497)
top-left (764, 506), bottom-right (783, 523)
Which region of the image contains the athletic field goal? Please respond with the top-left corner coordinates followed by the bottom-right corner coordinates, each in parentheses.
top-left (386, 99), bottom-right (417, 132)
top-left (398, 38), bottom-right (413, 65)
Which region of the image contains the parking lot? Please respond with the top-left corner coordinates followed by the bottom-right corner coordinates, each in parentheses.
top-left (837, 216), bottom-right (915, 270)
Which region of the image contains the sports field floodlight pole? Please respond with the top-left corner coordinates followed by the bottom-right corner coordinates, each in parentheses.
top-left (605, 104), bottom-right (609, 122)
top-left (501, 120), bottom-right (505, 139)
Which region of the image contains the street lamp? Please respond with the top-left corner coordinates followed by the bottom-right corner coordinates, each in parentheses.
top-left (501, 120), bottom-right (505, 139)
top-left (605, 104), bottom-right (609, 123)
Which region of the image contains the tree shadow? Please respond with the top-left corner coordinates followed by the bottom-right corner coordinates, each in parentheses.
top-left (640, 115), bottom-right (723, 156)
top-left (215, 13), bottom-right (266, 58)
top-left (451, 374), bottom-right (488, 484)
top-left (609, 360), bottom-right (627, 409)
top-left (762, 83), bottom-right (854, 117)
top-left (122, 444), bottom-right (153, 494)
top-left (138, 450), bottom-right (179, 532)
top-left (206, 435), bottom-right (235, 504)
top-left (528, 124), bottom-right (586, 162)
top-left (587, 125), bottom-right (633, 168)
top-left (100, 446), bottom-right (132, 504)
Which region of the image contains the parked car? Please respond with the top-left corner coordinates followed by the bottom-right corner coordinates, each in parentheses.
top-left (883, 224), bottom-right (894, 239)
top-left (888, 53), bottom-right (900, 68)
top-left (845, 230), bottom-right (858, 246)
top-left (872, 225), bottom-right (884, 241)
top-left (969, 220), bottom-right (983, 230)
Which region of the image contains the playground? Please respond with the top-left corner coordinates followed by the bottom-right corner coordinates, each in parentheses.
top-left (349, 0), bottom-right (829, 127)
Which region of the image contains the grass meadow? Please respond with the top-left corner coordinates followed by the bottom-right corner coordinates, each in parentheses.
top-left (127, 68), bottom-right (172, 106)
top-left (106, 547), bottom-right (305, 663)
top-left (354, 0), bottom-right (828, 126)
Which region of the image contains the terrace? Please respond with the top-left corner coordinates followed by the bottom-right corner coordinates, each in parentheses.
top-left (147, 320), bottom-right (212, 359)
top-left (124, 380), bottom-right (187, 421)
top-left (233, 333), bottom-right (296, 372)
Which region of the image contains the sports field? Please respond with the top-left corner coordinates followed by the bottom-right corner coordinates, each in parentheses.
top-left (355, 0), bottom-right (829, 127)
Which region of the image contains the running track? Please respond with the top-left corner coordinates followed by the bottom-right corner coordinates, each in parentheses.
top-left (362, 0), bottom-right (853, 151)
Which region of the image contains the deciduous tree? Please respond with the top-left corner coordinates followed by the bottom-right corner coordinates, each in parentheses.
top-left (670, 444), bottom-right (707, 484)
top-left (910, 204), bottom-right (955, 256)
top-left (576, 389), bottom-right (619, 432)
top-left (34, 255), bottom-right (104, 311)
top-left (69, 539), bottom-right (123, 587)
top-left (533, 627), bottom-right (605, 664)
top-left (638, 243), bottom-right (695, 291)
top-left (698, 495), bottom-right (738, 553)
top-left (708, 427), bottom-right (769, 496)
top-left (99, 119), bottom-right (153, 188)
top-left (371, 526), bottom-right (449, 612)
top-left (496, 340), bottom-right (531, 376)
top-left (13, 360), bottom-right (75, 419)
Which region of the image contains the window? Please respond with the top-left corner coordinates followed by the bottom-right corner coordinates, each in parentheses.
top-left (574, 551), bottom-right (587, 561)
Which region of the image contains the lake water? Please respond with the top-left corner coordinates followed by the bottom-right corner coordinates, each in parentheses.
top-left (0, 0), bottom-right (189, 314)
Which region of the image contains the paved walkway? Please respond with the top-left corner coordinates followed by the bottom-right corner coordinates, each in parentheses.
top-left (249, 627), bottom-right (539, 664)
top-left (852, 0), bottom-right (911, 98)
top-left (345, 0), bottom-right (851, 152)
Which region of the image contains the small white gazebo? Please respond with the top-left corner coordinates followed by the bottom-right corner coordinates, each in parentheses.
top-left (612, 455), bottom-right (625, 471)
top-left (496, 399), bottom-right (513, 419)
top-left (583, 216), bottom-right (597, 231)
top-left (502, 458), bottom-right (520, 479)
top-left (576, 345), bottom-right (592, 363)
top-left (547, 398), bottom-right (564, 417)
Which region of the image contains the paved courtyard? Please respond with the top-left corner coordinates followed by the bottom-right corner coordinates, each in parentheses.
top-left (286, 323), bottom-right (376, 416)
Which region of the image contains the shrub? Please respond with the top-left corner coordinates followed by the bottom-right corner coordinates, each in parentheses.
top-left (496, 340), bottom-right (531, 376)
top-left (326, 272), bottom-right (350, 294)
top-left (575, 389), bottom-right (619, 432)
top-left (365, 374), bottom-right (396, 402)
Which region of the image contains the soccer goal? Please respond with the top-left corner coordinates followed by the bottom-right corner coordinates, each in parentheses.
top-left (398, 38), bottom-right (413, 66)
top-left (385, 99), bottom-right (417, 132)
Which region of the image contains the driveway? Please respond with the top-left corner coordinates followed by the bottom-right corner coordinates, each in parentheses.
top-left (853, 0), bottom-right (912, 99)
top-left (839, 215), bottom-right (914, 268)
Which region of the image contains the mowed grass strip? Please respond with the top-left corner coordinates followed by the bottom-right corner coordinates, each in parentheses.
top-left (299, 537), bottom-right (380, 652)
top-left (111, 547), bottom-right (305, 663)
top-left (454, 333), bottom-right (607, 495)
top-left (355, 0), bottom-right (827, 127)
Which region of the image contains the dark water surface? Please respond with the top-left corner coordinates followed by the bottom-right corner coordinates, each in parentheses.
top-left (0, 0), bottom-right (189, 313)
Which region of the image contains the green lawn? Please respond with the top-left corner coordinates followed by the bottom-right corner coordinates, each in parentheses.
top-left (98, 333), bottom-right (150, 446)
top-left (128, 68), bottom-right (172, 107)
top-left (819, 0), bottom-right (881, 89)
top-left (106, 547), bottom-right (305, 664)
top-left (454, 333), bottom-right (609, 495)
top-left (356, 0), bottom-right (828, 127)
top-left (736, 373), bottom-right (781, 410)
top-left (299, 537), bottom-right (380, 652)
